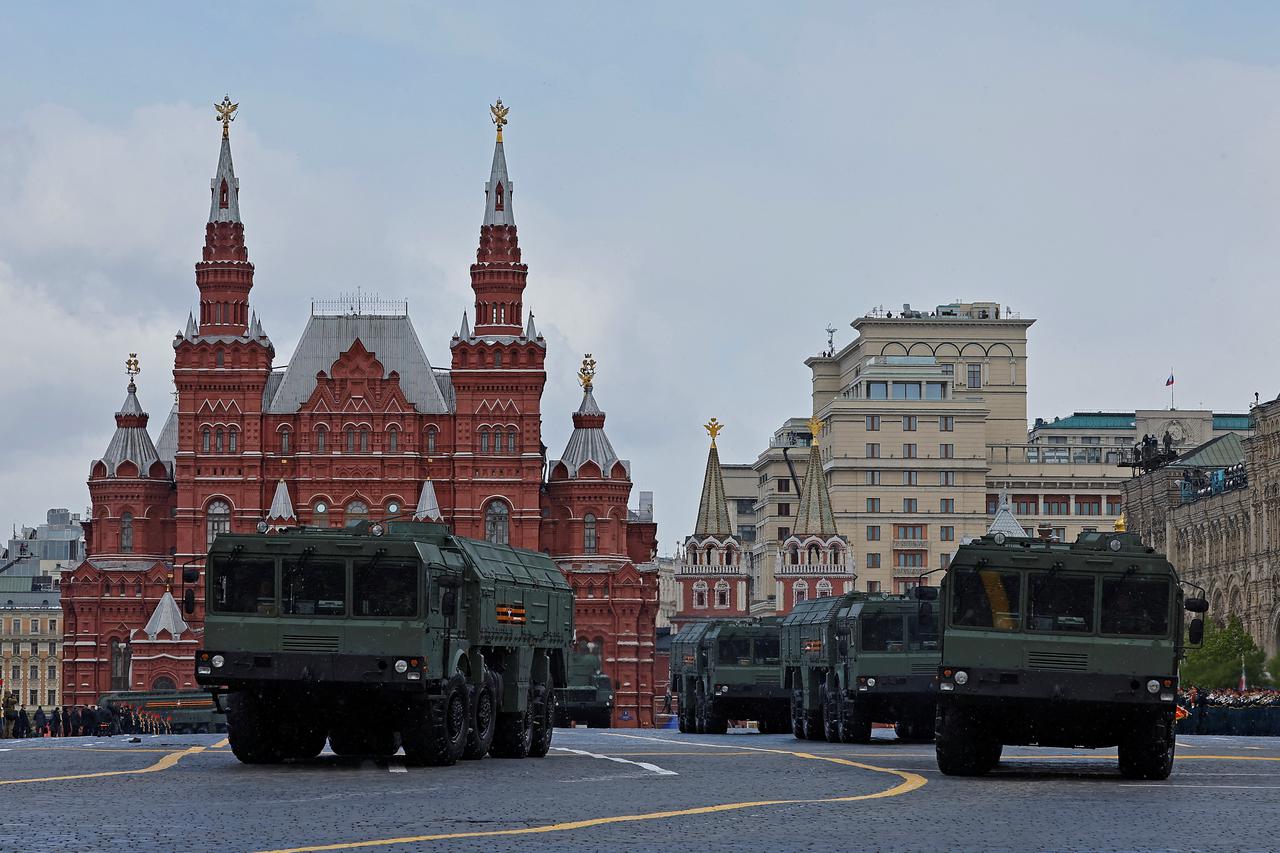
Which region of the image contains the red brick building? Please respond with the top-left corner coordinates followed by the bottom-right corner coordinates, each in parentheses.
top-left (63, 104), bottom-right (659, 724)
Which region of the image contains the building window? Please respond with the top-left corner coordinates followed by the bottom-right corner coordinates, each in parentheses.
top-left (866, 498), bottom-right (880, 513)
top-left (1106, 495), bottom-right (1123, 515)
top-left (986, 494), bottom-right (1000, 514)
top-left (895, 551), bottom-right (925, 568)
top-left (345, 501), bottom-right (369, 526)
top-left (793, 580), bottom-right (809, 605)
top-left (583, 513), bottom-right (597, 555)
top-left (202, 428), bottom-right (211, 453)
top-left (903, 443), bottom-right (917, 459)
top-left (778, 478), bottom-right (791, 493)
top-left (867, 580), bottom-right (882, 593)
top-left (939, 471), bottom-right (956, 486)
top-left (940, 443), bottom-right (955, 459)
top-left (346, 428), bottom-right (356, 453)
top-left (110, 640), bottom-right (130, 691)
top-left (206, 500), bottom-right (231, 550)
top-left (865, 470), bottom-right (880, 485)
top-left (47, 665), bottom-right (56, 680)
top-left (715, 580), bottom-right (730, 608)
top-left (228, 427), bottom-right (238, 453)
top-left (388, 427), bottom-right (399, 452)
top-left (315, 426), bottom-right (327, 453)
top-left (494, 351), bottom-right (503, 368)
top-left (1015, 495), bottom-right (1038, 515)
top-left (867, 381), bottom-right (888, 400)
top-left (777, 526), bottom-right (791, 541)
top-left (778, 503), bottom-right (791, 517)
top-left (693, 580), bottom-right (708, 609)
top-left (480, 429), bottom-right (490, 454)
top-left (941, 553), bottom-right (952, 569)
top-left (280, 429), bottom-right (291, 454)
top-left (1052, 527), bottom-right (1067, 542)
top-left (866, 443), bottom-right (880, 459)
top-left (215, 428), bottom-right (225, 454)
top-left (29, 665), bottom-right (38, 680)
top-left (892, 382), bottom-right (921, 400)
top-left (866, 553), bottom-right (881, 569)
top-left (866, 415), bottom-right (880, 431)
top-left (119, 512), bottom-right (133, 553)
top-left (967, 363), bottom-right (982, 389)
top-left (903, 471), bottom-right (918, 486)
top-left (903, 498), bottom-right (918, 513)
top-left (939, 416), bottom-right (955, 432)
top-left (940, 498), bottom-right (955, 513)
top-left (48, 620), bottom-right (55, 634)
top-left (427, 426), bottom-right (438, 455)
top-left (484, 501), bottom-right (510, 545)
top-left (313, 502), bottom-right (328, 526)
top-left (737, 524), bottom-right (756, 543)
top-left (1074, 496), bottom-right (1102, 516)
top-left (902, 416), bottom-right (918, 431)
top-left (895, 524), bottom-right (925, 540)
top-left (507, 429), bottom-right (518, 454)
top-left (816, 579), bottom-right (833, 598)
top-left (735, 499), bottom-right (755, 516)
top-left (360, 430), bottom-right (369, 453)
top-left (215, 349), bottom-right (224, 368)
top-left (867, 525), bottom-right (881, 541)
top-left (940, 526), bottom-right (955, 542)
top-left (47, 690), bottom-right (56, 706)
top-left (1044, 495), bottom-right (1070, 516)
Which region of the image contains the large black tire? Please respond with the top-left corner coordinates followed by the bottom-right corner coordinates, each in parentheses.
top-left (462, 670), bottom-right (498, 760)
top-left (703, 695), bottom-right (728, 735)
top-left (822, 680), bottom-right (842, 742)
top-left (803, 704), bottom-right (827, 742)
top-left (227, 690), bottom-right (284, 765)
top-left (935, 706), bottom-right (998, 776)
top-left (790, 690), bottom-right (806, 739)
top-left (677, 698), bottom-right (691, 733)
top-left (842, 699), bottom-right (873, 744)
top-left (693, 691), bottom-right (708, 734)
top-left (529, 685), bottom-right (555, 758)
top-left (490, 688), bottom-right (535, 759)
top-left (1119, 711), bottom-right (1175, 780)
top-left (403, 673), bottom-right (469, 767)
top-left (280, 721), bottom-right (327, 760)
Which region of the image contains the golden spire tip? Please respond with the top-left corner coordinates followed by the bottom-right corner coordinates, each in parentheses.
top-left (215, 94), bottom-right (238, 139)
top-left (704, 418), bottom-right (724, 448)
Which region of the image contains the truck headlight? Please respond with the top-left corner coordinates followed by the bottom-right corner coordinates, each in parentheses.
top-left (1146, 679), bottom-right (1160, 694)
top-left (211, 655), bottom-right (225, 669)
top-left (394, 659), bottom-right (409, 674)
top-left (953, 670), bottom-right (968, 686)
top-left (197, 665), bottom-right (212, 675)
top-left (865, 678), bottom-right (876, 688)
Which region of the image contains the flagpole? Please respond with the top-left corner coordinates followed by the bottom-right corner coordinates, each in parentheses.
top-left (1170, 366), bottom-right (1174, 410)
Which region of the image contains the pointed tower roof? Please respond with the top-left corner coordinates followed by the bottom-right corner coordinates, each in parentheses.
top-left (267, 479), bottom-right (296, 523)
top-left (209, 133), bottom-right (241, 223)
top-left (95, 358), bottom-right (164, 479)
top-left (413, 480), bottom-right (443, 521)
top-left (525, 311), bottom-right (538, 340)
top-left (155, 403), bottom-right (178, 470)
top-left (458, 311), bottom-right (471, 341)
top-left (483, 99), bottom-right (514, 227)
top-left (988, 488), bottom-right (1028, 538)
top-left (553, 356), bottom-right (627, 479)
top-left (793, 417), bottom-right (838, 537)
top-left (142, 590), bottom-right (190, 639)
top-left (693, 419), bottom-right (733, 537)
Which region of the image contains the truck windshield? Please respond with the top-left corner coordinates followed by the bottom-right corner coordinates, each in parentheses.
top-left (353, 558), bottom-right (418, 617)
top-left (907, 612), bottom-right (939, 650)
top-left (861, 613), bottom-right (905, 651)
top-left (951, 568), bottom-right (1021, 631)
top-left (1100, 577), bottom-right (1170, 636)
top-left (209, 555), bottom-right (275, 614)
top-left (718, 638), bottom-right (751, 664)
top-left (753, 637), bottom-right (780, 665)
top-left (1027, 573), bottom-right (1095, 633)
top-left (282, 557), bottom-right (346, 616)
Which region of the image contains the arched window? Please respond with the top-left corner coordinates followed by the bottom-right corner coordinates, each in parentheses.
top-left (206, 500), bottom-right (231, 550)
top-left (583, 513), bottom-right (597, 555)
top-left (152, 675), bottom-right (176, 691)
top-left (229, 427), bottom-right (238, 453)
top-left (789, 546), bottom-right (800, 565)
top-left (110, 640), bottom-right (130, 691)
top-left (360, 429), bottom-right (370, 453)
top-left (119, 512), bottom-right (133, 553)
top-left (507, 429), bottom-right (518, 454)
top-left (793, 579), bottom-right (809, 605)
top-left (202, 428), bottom-right (211, 454)
top-left (485, 500), bottom-right (509, 545)
top-left (104, 581), bottom-right (113, 597)
top-left (215, 349), bottom-right (224, 368)
top-left (479, 428), bottom-right (490, 454)
top-left (831, 544), bottom-right (843, 564)
top-left (345, 501), bottom-right (368, 526)
top-left (387, 427), bottom-right (398, 452)
top-left (280, 428), bottom-right (291, 454)
top-left (426, 426), bottom-right (437, 455)
top-left (345, 427), bottom-right (355, 453)
top-left (215, 428), bottom-right (225, 454)
top-left (495, 181), bottom-right (505, 211)
top-left (725, 548), bottom-right (736, 566)
top-left (693, 580), bottom-right (709, 609)
top-left (134, 581), bottom-right (142, 597)
top-left (715, 580), bottom-right (730, 609)
top-left (315, 426), bottom-right (327, 453)
top-left (816, 579), bottom-right (833, 598)
top-left (494, 351), bottom-right (503, 368)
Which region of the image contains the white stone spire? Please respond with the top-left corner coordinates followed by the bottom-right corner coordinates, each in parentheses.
top-left (185, 312), bottom-right (197, 338)
top-left (525, 311), bottom-right (538, 340)
top-left (988, 488), bottom-right (1027, 538)
top-left (209, 134), bottom-right (241, 224)
top-left (482, 132), bottom-right (514, 227)
top-left (414, 480), bottom-right (443, 521)
top-left (458, 311), bottom-right (471, 340)
top-left (142, 590), bottom-right (190, 639)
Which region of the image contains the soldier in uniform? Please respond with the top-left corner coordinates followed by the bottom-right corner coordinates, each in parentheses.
top-left (15, 705), bottom-right (30, 738)
top-left (50, 706), bottom-right (62, 738)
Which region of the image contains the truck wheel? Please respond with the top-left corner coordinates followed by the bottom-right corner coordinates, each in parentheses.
top-left (790, 690), bottom-right (806, 739)
top-left (227, 690), bottom-right (284, 765)
top-left (490, 693), bottom-right (535, 759)
top-left (935, 706), bottom-right (996, 776)
top-left (528, 685), bottom-right (555, 758)
top-left (803, 706), bottom-right (827, 742)
top-left (822, 680), bottom-right (842, 742)
top-left (677, 699), bottom-right (691, 733)
top-left (462, 670), bottom-right (498, 760)
top-left (1118, 710), bottom-right (1175, 780)
top-left (842, 700), bottom-right (872, 744)
top-left (403, 673), bottom-right (469, 766)
top-left (329, 726), bottom-right (399, 757)
top-left (694, 692), bottom-right (708, 734)
top-left (704, 698), bottom-right (728, 735)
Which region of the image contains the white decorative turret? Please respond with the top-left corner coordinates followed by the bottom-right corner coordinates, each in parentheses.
top-left (414, 480), bottom-right (443, 522)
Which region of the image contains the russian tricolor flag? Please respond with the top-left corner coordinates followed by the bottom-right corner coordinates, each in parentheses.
top-left (1166, 372), bottom-right (1175, 387)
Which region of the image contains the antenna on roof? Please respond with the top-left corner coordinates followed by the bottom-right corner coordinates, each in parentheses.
top-left (824, 325), bottom-right (836, 357)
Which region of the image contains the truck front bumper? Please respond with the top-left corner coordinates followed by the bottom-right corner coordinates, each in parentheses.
top-left (194, 648), bottom-right (434, 693)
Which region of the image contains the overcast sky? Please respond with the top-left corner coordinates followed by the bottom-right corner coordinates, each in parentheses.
top-left (2, 2), bottom-right (1279, 553)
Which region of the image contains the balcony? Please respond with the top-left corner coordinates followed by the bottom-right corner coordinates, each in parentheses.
top-left (892, 539), bottom-right (929, 550)
top-left (676, 563), bottom-right (746, 577)
top-left (773, 562), bottom-right (856, 577)
top-left (892, 565), bottom-right (928, 577)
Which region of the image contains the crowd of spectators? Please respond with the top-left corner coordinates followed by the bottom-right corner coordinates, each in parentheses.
top-left (1180, 687), bottom-right (1280, 708)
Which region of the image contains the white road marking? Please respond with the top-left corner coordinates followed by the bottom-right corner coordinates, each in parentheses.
top-left (552, 746), bottom-right (677, 776)
top-left (387, 760), bottom-right (407, 774)
top-left (0, 748), bottom-right (9, 752)
top-left (1122, 784), bottom-right (1280, 789)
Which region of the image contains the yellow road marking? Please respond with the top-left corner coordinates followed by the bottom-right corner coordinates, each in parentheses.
top-left (0, 745), bottom-right (207, 785)
top-left (212, 738), bottom-right (230, 748)
top-left (257, 736), bottom-right (927, 853)
top-left (0, 747), bottom-right (180, 754)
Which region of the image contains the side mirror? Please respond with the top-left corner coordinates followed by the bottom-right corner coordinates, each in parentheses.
top-left (183, 589), bottom-right (196, 615)
top-left (918, 601), bottom-right (933, 625)
top-left (441, 589), bottom-right (458, 617)
top-left (182, 568), bottom-right (199, 585)
top-left (1188, 617), bottom-right (1204, 645)
top-left (1185, 597), bottom-right (1208, 614)
top-left (914, 586), bottom-right (939, 601)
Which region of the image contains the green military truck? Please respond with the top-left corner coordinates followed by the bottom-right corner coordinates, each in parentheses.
top-left (781, 592), bottom-right (939, 743)
top-left (554, 645), bottom-right (614, 728)
top-left (670, 618), bottom-right (790, 734)
top-left (934, 529), bottom-right (1207, 778)
top-left (99, 689), bottom-right (226, 734)
top-left (194, 520), bottom-right (574, 767)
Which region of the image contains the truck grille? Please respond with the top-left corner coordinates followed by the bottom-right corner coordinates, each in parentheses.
top-left (565, 688), bottom-right (596, 702)
top-left (1025, 651), bottom-right (1088, 671)
top-left (756, 674), bottom-right (779, 685)
top-left (911, 662), bottom-right (937, 674)
top-left (281, 634), bottom-right (340, 652)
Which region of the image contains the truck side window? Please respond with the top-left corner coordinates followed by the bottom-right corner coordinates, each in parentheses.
top-left (1027, 574), bottom-right (1095, 633)
top-left (951, 569), bottom-right (1022, 631)
top-left (861, 614), bottom-right (905, 651)
top-left (209, 556), bottom-right (275, 615)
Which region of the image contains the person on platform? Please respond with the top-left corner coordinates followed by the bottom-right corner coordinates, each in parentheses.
top-left (50, 706), bottom-right (61, 738)
top-left (15, 706), bottom-right (30, 738)
top-left (34, 705), bottom-right (47, 737)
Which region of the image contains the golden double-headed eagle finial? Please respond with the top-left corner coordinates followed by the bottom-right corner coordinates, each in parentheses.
top-left (215, 95), bottom-right (238, 139)
top-left (490, 99), bottom-right (509, 142)
top-left (808, 416), bottom-right (823, 442)
top-left (704, 418), bottom-right (725, 448)
top-left (125, 353), bottom-right (141, 381)
top-left (578, 353), bottom-right (596, 392)
top-left (1114, 512), bottom-right (1127, 533)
